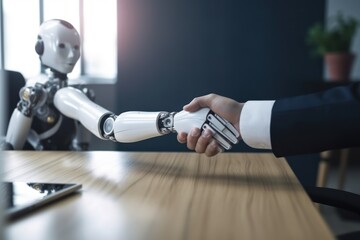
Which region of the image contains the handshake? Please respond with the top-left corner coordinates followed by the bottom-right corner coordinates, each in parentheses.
top-left (175, 107), bottom-right (239, 152)
top-left (176, 93), bottom-right (244, 157)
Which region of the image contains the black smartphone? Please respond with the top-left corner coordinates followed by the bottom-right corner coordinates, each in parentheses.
top-left (1, 181), bottom-right (82, 220)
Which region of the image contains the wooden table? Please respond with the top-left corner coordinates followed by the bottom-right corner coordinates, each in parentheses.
top-left (2, 151), bottom-right (334, 240)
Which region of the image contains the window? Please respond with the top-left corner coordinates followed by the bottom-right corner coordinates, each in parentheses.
top-left (2, 0), bottom-right (40, 79)
top-left (1, 0), bottom-right (117, 84)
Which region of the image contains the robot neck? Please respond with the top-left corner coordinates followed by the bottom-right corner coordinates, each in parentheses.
top-left (50, 69), bottom-right (68, 80)
top-left (47, 69), bottom-right (68, 88)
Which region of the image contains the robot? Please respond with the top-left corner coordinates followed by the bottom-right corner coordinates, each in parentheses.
top-left (2, 19), bottom-right (239, 151)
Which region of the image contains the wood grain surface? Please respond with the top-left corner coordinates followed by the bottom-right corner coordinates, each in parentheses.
top-left (3, 151), bottom-right (334, 240)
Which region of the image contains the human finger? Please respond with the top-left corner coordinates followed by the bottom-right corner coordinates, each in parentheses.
top-left (205, 140), bottom-right (222, 157)
top-left (194, 129), bottom-right (213, 153)
top-left (187, 128), bottom-right (201, 150)
top-left (177, 132), bottom-right (188, 144)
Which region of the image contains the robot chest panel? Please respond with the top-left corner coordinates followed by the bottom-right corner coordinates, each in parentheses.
top-left (30, 115), bottom-right (76, 150)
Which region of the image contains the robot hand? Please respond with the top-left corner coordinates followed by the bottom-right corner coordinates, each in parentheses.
top-left (173, 108), bottom-right (240, 150)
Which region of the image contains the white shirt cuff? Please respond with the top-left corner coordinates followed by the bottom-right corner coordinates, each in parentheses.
top-left (239, 100), bottom-right (275, 149)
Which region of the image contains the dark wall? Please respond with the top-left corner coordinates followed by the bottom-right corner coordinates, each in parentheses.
top-left (115, 0), bottom-right (325, 153)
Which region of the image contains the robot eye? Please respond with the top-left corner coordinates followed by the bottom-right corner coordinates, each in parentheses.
top-left (74, 45), bottom-right (80, 50)
top-left (58, 43), bottom-right (65, 49)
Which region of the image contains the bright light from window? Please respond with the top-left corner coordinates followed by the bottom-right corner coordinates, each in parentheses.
top-left (3, 0), bottom-right (40, 78)
top-left (83, 0), bottom-right (117, 79)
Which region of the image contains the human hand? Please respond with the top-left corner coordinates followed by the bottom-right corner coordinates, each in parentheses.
top-left (177, 93), bottom-right (243, 157)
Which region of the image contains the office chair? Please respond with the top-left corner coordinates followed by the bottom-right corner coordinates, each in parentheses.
top-left (304, 186), bottom-right (360, 240)
top-left (0, 69), bottom-right (26, 135)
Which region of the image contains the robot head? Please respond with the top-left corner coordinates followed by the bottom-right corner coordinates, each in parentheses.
top-left (35, 19), bottom-right (81, 74)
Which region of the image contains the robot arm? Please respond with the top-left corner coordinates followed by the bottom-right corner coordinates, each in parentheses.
top-left (4, 84), bottom-right (47, 150)
top-left (53, 87), bottom-right (174, 142)
top-left (54, 87), bottom-right (239, 150)
top-left (5, 110), bottom-right (33, 150)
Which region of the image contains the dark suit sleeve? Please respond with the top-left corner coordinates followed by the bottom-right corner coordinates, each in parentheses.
top-left (271, 83), bottom-right (360, 157)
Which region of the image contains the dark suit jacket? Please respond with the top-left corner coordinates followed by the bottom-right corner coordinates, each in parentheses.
top-left (271, 83), bottom-right (360, 157)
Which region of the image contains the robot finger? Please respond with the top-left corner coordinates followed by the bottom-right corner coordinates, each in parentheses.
top-left (202, 123), bottom-right (232, 150)
top-left (206, 113), bottom-right (239, 144)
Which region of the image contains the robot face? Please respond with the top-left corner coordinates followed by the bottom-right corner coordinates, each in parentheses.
top-left (37, 19), bottom-right (81, 74)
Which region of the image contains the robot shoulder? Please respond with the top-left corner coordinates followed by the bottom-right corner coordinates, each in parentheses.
top-left (70, 84), bottom-right (96, 101)
top-left (25, 73), bottom-right (48, 87)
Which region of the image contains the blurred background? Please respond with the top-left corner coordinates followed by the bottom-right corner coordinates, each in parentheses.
top-left (0, 0), bottom-right (360, 235)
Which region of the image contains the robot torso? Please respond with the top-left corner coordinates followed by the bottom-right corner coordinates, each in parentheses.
top-left (18, 75), bottom-right (93, 150)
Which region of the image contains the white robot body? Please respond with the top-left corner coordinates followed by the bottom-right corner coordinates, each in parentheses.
top-left (114, 111), bottom-right (163, 142)
top-left (54, 87), bottom-right (110, 139)
top-left (6, 110), bottom-right (33, 150)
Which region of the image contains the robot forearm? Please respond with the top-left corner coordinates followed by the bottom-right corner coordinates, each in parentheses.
top-left (108, 111), bottom-right (174, 142)
top-left (3, 83), bottom-right (50, 150)
top-left (5, 109), bottom-right (33, 150)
